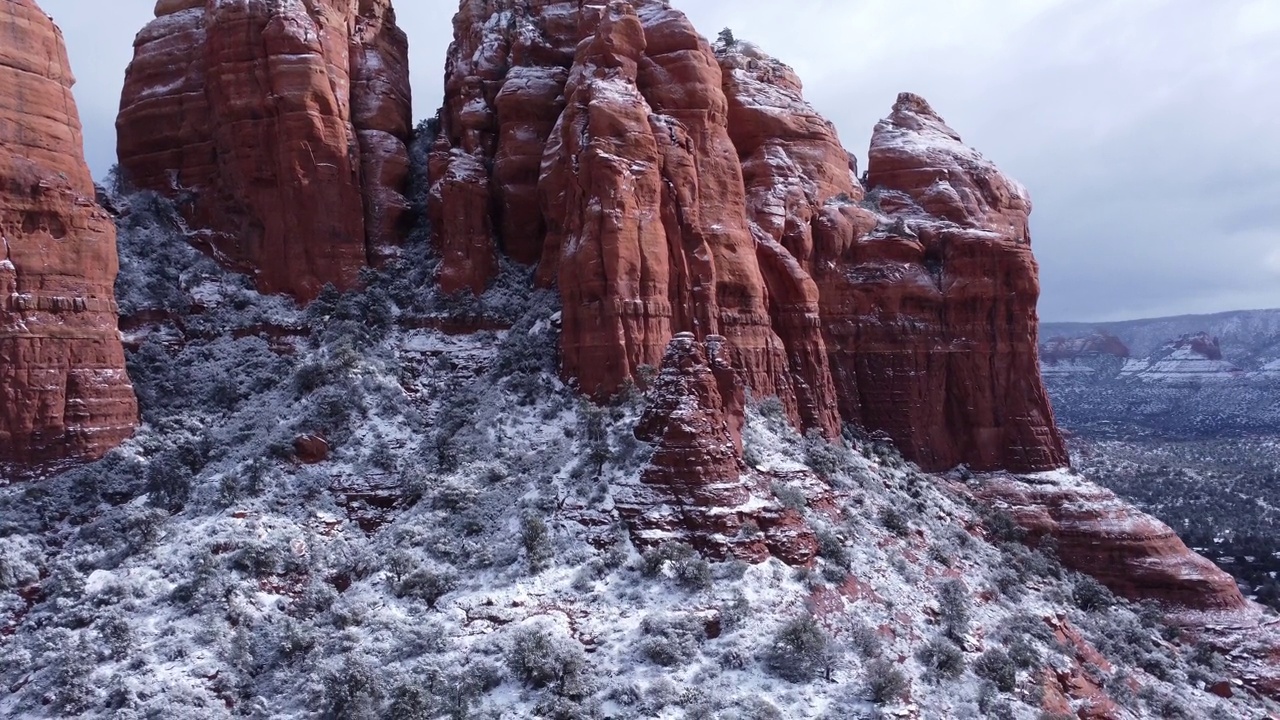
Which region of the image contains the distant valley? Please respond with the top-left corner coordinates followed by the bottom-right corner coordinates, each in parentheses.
top-left (1042, 308), bottom-right (1280, 608)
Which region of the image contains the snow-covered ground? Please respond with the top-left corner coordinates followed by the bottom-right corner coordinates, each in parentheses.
top-left (0, 192), bottom-right (1270, 719)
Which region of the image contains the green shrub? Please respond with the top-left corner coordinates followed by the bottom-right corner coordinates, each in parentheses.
top-left (766, 615), bottom-right (839, 682)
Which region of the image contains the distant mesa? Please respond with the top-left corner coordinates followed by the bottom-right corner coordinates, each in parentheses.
top-left (116, 0), bottom-right (413, 302)
top-left (1, 0), bottom-right (138, 468)
top-left (1041, 332), bottom-right (1131, 363)
top-left (1042, 329), bottom-right (1249, 384)
top-left (1119, 332), bottom-right (1243, 383)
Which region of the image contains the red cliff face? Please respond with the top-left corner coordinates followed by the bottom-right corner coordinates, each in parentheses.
top-left (847, 92), bottom-right (1067, 472)
top-left (0, 0), bottom-right (138, 467)
top-left (434, 0), bottom-right (1065, 473)
top-left (116, 0), bottom-right (412, 301)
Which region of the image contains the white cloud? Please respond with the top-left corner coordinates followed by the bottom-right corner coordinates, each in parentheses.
top-left (1266, 247), bottom-right (1280, 277)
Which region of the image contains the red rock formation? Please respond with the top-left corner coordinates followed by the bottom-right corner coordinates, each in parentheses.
top-left (969, 469), bottom-right (1280, 700)
top-left (971, 471), bottom-right (1245, 610)
top-left (116, 0), bottom-right (412, 301)
top-left (836, 92), bottom-right (1066, 472)
top-left (1172, 331), bottom-right (1224, 361)
top-left (1041, 332), bottom-right (1131, 363)
top-left (617, 333), bottom-right (816, 564)
top-left (0, 0), bottom-right (138, 467)
top-left (433, 1), bottom-right (1066, 473)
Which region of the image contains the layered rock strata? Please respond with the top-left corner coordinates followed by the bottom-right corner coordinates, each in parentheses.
top-left (431, 0), bottom-right (1065, 472)
top-left (116, 0), bottom-right (412, 301)
top-left (0, 0), bottom-right (138, 466)
top-left (1119, 332), bottom-right (1243, 383)
top-left (971, 470), bottom-right (1280, 700)
top-left (617, 333), bottom-right (817, 564)
top-left (970, 471), bottom-right (1245, 611)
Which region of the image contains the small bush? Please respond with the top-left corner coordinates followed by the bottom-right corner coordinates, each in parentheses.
top-left (916, 635), bottom-right (965, 681)
top-left (865, 659), bottom-right (909, 704)
top-left (803, 430), bottom-right (848, 479)
top-left (937, 579), bottom-right (970, 640)
top-left (1072, 575), bottom-right (1116, 611)
top-left (320, 655), bottom-right (383, 720)
top-left (847, 621), bottom-right (882, 658)
top-left (641, 542), bottom-right (712, 591)
top-left (983, 509), bottom-right (1026, 543)
top-left (507, 626), bottom-right (590, 698)
top-left (815, 527), bottom-right (849, 569)
top-left (395, 566), bottom-right (458, 608)
top-left (973, 648), bottom-right (1017, 692)
top-left (879, 507), bottom-right (910, 536)
top-left (765, 615), bottom-right (839, 682)
top-left (756, 396), bottom-right (786, 420)
top-left (639, 614), bottom-right (704, 667)
top-left (771, 482), bottom-right (807, 511)
top-left (521, 515), bottom-right (554, 573)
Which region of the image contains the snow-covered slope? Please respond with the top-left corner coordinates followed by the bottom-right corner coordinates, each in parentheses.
top-left (0, 190), bottom-right (1273, 719)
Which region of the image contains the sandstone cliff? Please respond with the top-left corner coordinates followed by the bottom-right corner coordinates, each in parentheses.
top-left (116, 0), bottom-right (413, 301)
top-left (0, 0), bottom-right (138, 468)
top-left (431, 0), bottom-right (1065, 473)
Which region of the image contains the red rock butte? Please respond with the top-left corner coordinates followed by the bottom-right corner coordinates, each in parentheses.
top-left (0, 0), bottom-right (138, 467)
top-left (431, 0), bottom-right (1067, 473)
top-left (116, 0), bottom-right (413, 301)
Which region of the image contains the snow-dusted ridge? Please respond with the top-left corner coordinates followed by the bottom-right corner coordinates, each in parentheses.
top-left (0, 188), bottom-right (1273, 718)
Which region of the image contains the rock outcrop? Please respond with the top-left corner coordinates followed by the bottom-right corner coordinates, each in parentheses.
top-left (970, 470), bottom-right (1280, 699)
top-left (0, 0), bottom-right (138, 467)
top-left (1041, 332), bottom-right (1130, 364)
top-left (1040, 332), bottom-right (1131, 378)
top-left (432, 0), bottom-right (1065, 473)
top-left (116, 0), bottom-right (412, 301)
top-left (970, 470), bottom-right (1246, 611)
top-left (1120, 332), bottom-right (1242, 383)
top-left (617, 333), bottom-right (817, 564)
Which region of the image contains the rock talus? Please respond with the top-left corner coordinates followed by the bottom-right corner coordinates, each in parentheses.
top-left (0, 0), bottom-right (138, 467)
top-left (970, 470), bottom-right (1280, 699)
top-left (116, 0), bottom-right (412, 301)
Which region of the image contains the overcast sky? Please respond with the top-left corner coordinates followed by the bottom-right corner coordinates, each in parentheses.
top-left (38, 0), bottom-right (1280, 322)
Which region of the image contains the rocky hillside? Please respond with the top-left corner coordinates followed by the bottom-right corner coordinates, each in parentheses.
top-left (0, 0), bottom-right (137, 468)
top-left (2, 0), bottom-right (1280, 717)
top-left (1, 191), bottom-right (1275, 718)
